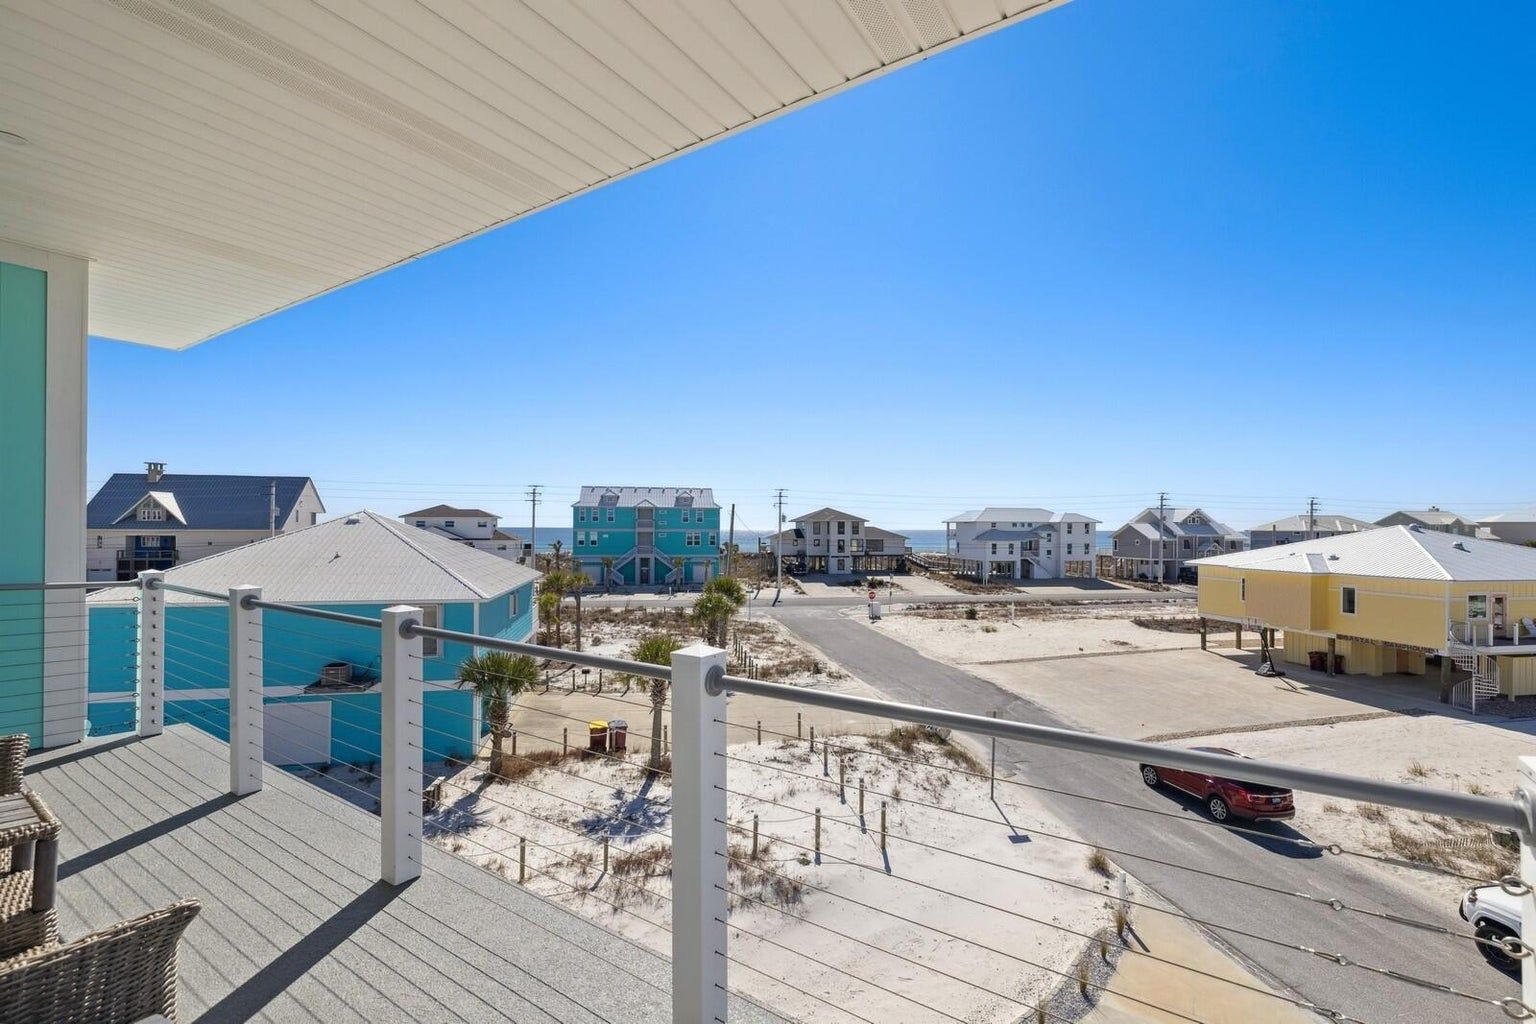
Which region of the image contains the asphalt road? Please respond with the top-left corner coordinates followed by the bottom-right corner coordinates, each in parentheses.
top-left (769, 606), bottom-right (1515, 1024)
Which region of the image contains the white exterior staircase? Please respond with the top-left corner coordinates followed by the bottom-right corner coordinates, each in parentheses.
top-left (1447, 633), bottom-right (1500, 712)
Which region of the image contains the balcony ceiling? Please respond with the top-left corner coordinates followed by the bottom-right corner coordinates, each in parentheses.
top-left (0, 0), bottom-right (1066, 349)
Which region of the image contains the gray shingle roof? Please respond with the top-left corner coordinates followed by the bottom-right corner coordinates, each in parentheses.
top-left (88, 473), bottom-right (319, 531)
top-left (402, 504), bottom-right (499, 519)
top-left (89, 510), bottom-right (539, 605)
top-left (1252, 514), bottom-right (1374, 533)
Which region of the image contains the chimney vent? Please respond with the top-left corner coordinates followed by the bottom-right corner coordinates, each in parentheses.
top-left (146, 461), bottom-right (165, 483)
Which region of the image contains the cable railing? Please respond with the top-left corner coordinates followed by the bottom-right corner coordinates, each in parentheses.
top-left (8, 572), bottom-right (1536, 1023)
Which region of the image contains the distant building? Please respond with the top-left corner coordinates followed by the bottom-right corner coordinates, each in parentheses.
top-left (771, 508), bottom-right (910, 576)
top-left (1374, 508), bottom-right (1478, 537)
top-left (1480, 508), bottom-right (1536, 547)
top-left (86, 462), bottom-right (324, 581)
top-left (945, 508), bottom-right (1099, 582)
top-left (572, 486), bottom-right (720, 588)
top-left (86, 510), bottom-right (540, 764)
top-left (1110, 507), bottom-right (1245, 581)
top-left (1249, 514), bottom-right (1375, 549)
top-left (403, 504), bottom-right (525, 562)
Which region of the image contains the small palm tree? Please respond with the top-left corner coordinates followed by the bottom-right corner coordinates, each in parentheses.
top-left (692, 590), bottom-right (735, 648)
top-left (538, 588), bottom-right (563, 647)
top-left (567, 570), bottom-right (591, 650)
top-left (628, 632), bottom-right (683, 773)
top-left (704, 575), bottom-right (747, 609)
top-left (456, 650), bottom-right (538, 780)
top-left (601, 556), bottom-right (617, 594)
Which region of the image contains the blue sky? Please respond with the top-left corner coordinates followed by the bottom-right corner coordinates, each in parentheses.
top-left (88, 2), bottom-right (1536, 533)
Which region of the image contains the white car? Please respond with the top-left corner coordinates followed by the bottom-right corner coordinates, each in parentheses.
top-left (1460, 885), bottom-right (1524, 974)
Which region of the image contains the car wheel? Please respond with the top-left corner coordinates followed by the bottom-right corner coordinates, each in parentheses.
top-left (1476, 924), bottom-right (1522, 975)
top-left (1207, 796), bottom-right (1231, 822)
top-left (1140, 766), bottom-right (1161, 788)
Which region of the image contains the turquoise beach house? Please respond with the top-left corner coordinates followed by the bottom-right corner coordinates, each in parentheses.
top-left (85, 510), bottom-right (539, 766)
top-left (573, 486), bottom-right (721, 588)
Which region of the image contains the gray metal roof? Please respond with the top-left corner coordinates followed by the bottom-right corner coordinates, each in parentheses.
top-left (575, 486), bottom-right (718, 509)
top-left (1251, 514), bottom-right (1375, 533)
top-left (971, 527), bottom-right (1052, 542)
top-left (1377, 508), bottom-right (1477, 527)
top-left (402, 504), bottom-right (499, 519)
top-left (1190, 525), bottom-right (1536, 581)
top-left (1480, 507), bottom-right (1536, 525)
top-left (90, 510), bottom-right (538, 605)
top-left (791, 507), bottom-right (868, 523)
top-left (87, 473), bottom-right (319, 531)
top-left (946, 508), bottom-right (1099, 524)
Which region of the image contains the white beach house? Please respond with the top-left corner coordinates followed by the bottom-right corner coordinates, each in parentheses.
top-left (945, 508), bottom-right (1099, 581)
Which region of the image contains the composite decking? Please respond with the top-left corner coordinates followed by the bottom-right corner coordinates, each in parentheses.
top-left (25, 726), bottom-right (782, 1024)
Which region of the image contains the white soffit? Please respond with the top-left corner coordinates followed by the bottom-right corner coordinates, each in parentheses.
top-left (0, 0), bottom-right (1068, 349)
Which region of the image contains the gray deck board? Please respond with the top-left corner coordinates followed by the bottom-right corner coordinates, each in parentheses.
top-left (25, 727), bottom-right (784, 1024)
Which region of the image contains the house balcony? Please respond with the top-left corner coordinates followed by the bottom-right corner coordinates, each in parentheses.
top-left (1, 578), bottom-right (1531, 1024)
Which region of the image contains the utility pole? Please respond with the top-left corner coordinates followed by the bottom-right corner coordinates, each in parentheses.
top-left (726, 503), bottom-right (736, 578)
top-left (526, 485), bottom-right (542, 568)
top-left (268, 480), bottom-right (277, 537)
top-left (1156, 491), bottom-right (1168, 583)
top-left (773, 489), bottom-right (786, 605)
top-left (1306, 496), bottom-right (1319, 540)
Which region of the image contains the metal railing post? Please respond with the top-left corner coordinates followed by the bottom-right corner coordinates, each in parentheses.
top-left (136, 571), bottom-right (164, 738)
top-left (382, 605), bottom-right (423, 885)
top-left (228, 586), bottom-right (263, 795)
top-left (1520, 757), bottom-right (1536, 1011)
top-left (670, 643), bottom-right (728, 1024)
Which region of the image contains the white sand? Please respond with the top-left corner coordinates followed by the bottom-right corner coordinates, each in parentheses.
top-left (429, 734), bottom-right (1119, 1024)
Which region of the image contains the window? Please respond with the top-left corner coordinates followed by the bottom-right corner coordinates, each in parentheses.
top-left (1066, 523), bottom-right (1074, 534)
top-left (1006, 543), bottom-right (1014, 555)
top-left (137, 504), bottom-right (165, 521)
top-left (444, 520), bottom-right (455, 529)
top-left (421, 606), bottom-right (441, 658)
top-left (96, 536), bottom-right (102, 548)
top-left (1045, 549), bottom-right (1052, 557)
top-left (416, 520), bottom-right (426, 527)
top-left (1181, 539), bottom-right (1192, 551)
top-left (606, 508), bottom-right (615, 523)
top-left (686, 531), bottom-right (701, 546)
top-left (1066, 543), bottom-right (1073, 555)
top-left (1341, 586), bottom-right (1357, 615)
top-left (310, 512), bottom-right (317, 525)
top-left (681, 509), bottom-right (690, 522)
top-left (851, 522), bottom-right (860, 535)
top-left (575, 533), bottom-right (583, 547)
top-left (578, 508), bottom-right (586, 522)
top-left (1468, 594), bottom-right (1489, 621)
top-left (1240, 578), bottom-right (1246, 601)
top-left (708, 533), bottom-right (717, 547)
top-left (477, 520), bottom-right (488, 528)
top-left (837, 539), bottom-right (845, 553)
top-left (813, 522), bottom-right (822, 535)
top-left (990, 543), bottom-right (998, 555)
top-left (510, 591), bottom-right (520, 616)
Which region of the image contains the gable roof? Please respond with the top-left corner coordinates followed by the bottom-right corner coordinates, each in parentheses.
top-left (864, 526), bottom-right (910, 543)
top-left (791, 507), bottom-right (868, 524)
top-left (88, 473), bottom-right (319, 531)
top-left (113, 490), bottom-right (187, 526)
top-left (89, 510), bottom-right (538, 605)
top-left (1376, 508), bottom-right (1476, 527)
top-left (1481, 507), bottom-right (1536, 525)
top-left (1252, 514), bottom-right (1375, 533)
top-left (1190, 525), bottom-right (1536, 582)
top-left (575, 486), bottom-right (718, 509)
top-left (947, 508), bottom-right (1099, 525)
top-left (402, 505), bottom-right (498, 520)
top-left (1129, 507), bottom-right (1242, 538)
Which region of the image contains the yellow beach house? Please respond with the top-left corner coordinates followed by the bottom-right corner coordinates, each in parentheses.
top-left (1191, 526), bottom-right (1536, 710)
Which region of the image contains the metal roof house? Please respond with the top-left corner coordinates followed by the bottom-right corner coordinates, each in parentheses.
top-left (1193, 527), bottom-right (1536, 709)
top-left (771, 508), bottom-right (911, 576)
top-left (1249, 514), bottom-right (1375, 549)
top-left (85, 463), bottom-right (324, 581)
top-left (945, 508), bottom-right (1100, 581)
top-left (573, 486), bottom-right (721, 588)
top-left (1479, 507), bottom-right (1536, 547)
top-left (1108, 508), bottom-right (1245, 582)
top-left (86, 511), bottom-right (539, 764)
top-left (1375, 507), bottom-right (1479, 537)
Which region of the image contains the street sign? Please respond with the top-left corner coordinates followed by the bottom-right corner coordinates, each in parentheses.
top-left (867, 589), bottom-right (876, 601)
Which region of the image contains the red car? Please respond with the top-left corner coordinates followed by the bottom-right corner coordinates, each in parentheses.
top-left (1139, 746), bottom-right (1295, 822)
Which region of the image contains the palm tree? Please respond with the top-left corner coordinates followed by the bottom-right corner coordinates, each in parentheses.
top-left (538, 588), bottom-right (563, 647)
top-left (601, 555), bottom-right (617, 594)
top-left (567, 570), bottom-right (591, 651)
top-left (629, 632), bottom-right (683, 773)
top-left (456, 650), bottom-right (538, 780)
top-left (704, 575), bottom-right (747, 608)
top-left (692, 590), bottom-right (735, 648)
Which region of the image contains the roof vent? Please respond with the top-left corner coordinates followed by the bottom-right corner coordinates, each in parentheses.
top-left (1327, 554), bottom-right (1340, 561)
top-left (345, 516), bottom-right (361, 525)
top-left (1407, 524), bottom-right (1423, 532)
top-left (1453, 540), bottom-right (1469, 552)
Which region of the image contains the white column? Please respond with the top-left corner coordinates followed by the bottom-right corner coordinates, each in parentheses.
top-left (227, 586), bottom-right (263, 796)
top-left (381, 605), bottom-right (423, 885)
top-left (670, 643), bottom-right (729, 1024)
top-left (136, 571), bottom-right (164, 738)
top-left (1513, 756), bottom-right (1536, 1016)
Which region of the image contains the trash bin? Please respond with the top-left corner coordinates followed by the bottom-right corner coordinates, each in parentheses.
top-left (588, 719), bottom-right (609, 753)
top-left (1307, 651), bottom-right (1326, 672)
top-left (609, 719), bottom-right (628, 753)
top-left (1331, 654), bottom-right (1345, 674)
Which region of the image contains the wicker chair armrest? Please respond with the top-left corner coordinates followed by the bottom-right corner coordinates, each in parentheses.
top-left (0, 899), bottom-right (200, 1024)
top-left (0, 734), bottom-right (27, 796)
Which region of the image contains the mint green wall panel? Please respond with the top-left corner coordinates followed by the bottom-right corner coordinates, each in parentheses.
top-left (0, 262), bottom-right (48, 742)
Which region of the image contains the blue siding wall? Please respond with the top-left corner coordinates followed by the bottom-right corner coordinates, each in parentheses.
top-left (85, 586), bottom-right (537, 764)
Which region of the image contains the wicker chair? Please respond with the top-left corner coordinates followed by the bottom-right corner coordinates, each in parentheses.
top-left (0, 789), bottom-right (61, 959)
top-left (0, 733), bottom-right (25, 797)
top-left (0, 900), bottom-right (200, 1024)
